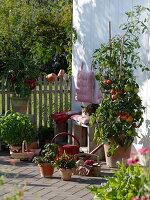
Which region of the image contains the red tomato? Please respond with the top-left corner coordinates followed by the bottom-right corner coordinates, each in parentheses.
top-left (124, 112), bottom-right (130, 117)
top-left (111, 95), bottom-right (117, 100)
top-left (126, 116), bottom-right (134, 123)
top-left (107, 80), bottom-right (112, 84)
top-left (117, 112), bottom-right (121, 116)
top-left (117, 90), bottom-right (123, 95)
top-left (132, 123), bottom-right (137, 127)
top-left (118, 115), bottom-right (127, 121)
top-left (110, 89), bottom-right (116, 94)
top-left (103, 80), bottom-right (108, 85)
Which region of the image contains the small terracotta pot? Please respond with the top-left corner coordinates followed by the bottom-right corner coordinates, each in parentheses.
top-left (46, 73), bottom-right (57, 83)
top-left (38, 163), bottom-right (54, 177)
top-left (59, 168), bottom-right (72, 181)
top-left (58, 69), bottom-right (65, 79)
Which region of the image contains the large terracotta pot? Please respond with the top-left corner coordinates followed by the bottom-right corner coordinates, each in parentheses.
top-left (11, 96), bottom-right (29, 114)
top-left (104, 143), bottom-right (131, 168)
top-left (38, 163), bottom-right (54, 177)
top-left (59, 168), bottom-right (72, 181)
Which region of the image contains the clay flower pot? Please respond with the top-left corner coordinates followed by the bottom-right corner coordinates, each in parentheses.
top-left (104, 143), bottom-right (131, 168)
top-left (38, 163), bottom-right (54, 177)
top-left (59, 168), bottom-right (72, 181)
top-left (58, 69), bottom-right (65, 79)
top-left (46, 73), bottom-right (57, 83)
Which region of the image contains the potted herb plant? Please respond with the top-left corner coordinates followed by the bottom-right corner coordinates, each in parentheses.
top-left (54, 152), bottom-right (76, 181)
top-left (90, 6), bottom-right (150, 167)
top-left (33, 143), bottom-right (59, 177)
top-left (0, 110), bottom-right (35, 152)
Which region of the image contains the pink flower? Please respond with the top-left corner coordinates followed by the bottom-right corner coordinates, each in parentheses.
top-left (138, 148), bottom-right (150, 155)
top-left (132, 197), bottom-right (139, 200)
top-left (19, 190), bottom-right (24, 196)
top-left (9, 160), bottom-right (17, 164)
top-left (141, 197), bottom-right (148, 200)
top-left (127, 157), bottom-right (139, 165)
top-left (84, 160), bottom-right (96, 166)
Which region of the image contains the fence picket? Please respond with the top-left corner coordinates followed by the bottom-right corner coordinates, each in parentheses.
top-left (0, 76), bottom-right (71, 127)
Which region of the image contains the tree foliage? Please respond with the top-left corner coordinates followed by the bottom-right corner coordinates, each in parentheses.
top-left (0, 0), bottom-right (74, 77)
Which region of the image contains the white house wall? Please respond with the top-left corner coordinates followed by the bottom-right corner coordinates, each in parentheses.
top-left (72, 0), bottom-right (150, 152)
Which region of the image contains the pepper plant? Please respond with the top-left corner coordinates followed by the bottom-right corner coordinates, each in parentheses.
top-left (90, 6), bottom-right (150, 156)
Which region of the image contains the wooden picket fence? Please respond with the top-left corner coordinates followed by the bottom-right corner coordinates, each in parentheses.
top-left (0, 75), bottom-right (72, 127)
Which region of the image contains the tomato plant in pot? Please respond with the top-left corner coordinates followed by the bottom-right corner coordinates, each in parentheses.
top-left (33, 143), bottom-right (59, 177)
top-left (0, 110), bottom-right (35, 153)
top-left (90, 6), bottom-right (150, 167)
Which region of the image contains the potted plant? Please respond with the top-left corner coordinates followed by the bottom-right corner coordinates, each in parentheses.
top-left (54, 152), bottom-right (76, 181)
top-left (90, 6), bottom-right (149, 167)
top-left (0, 110), bottom-right (35, 152)
top-left (0, 0), bottom-right (42, 114)
top-left (33, 143), bottom-right (59, 177)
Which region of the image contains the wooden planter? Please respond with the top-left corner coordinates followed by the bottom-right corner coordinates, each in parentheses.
top-left (38, 163), bottom-right (54, 177)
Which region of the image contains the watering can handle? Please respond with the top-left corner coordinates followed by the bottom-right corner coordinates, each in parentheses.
top-left (51, 132), bottom-right (80, 148)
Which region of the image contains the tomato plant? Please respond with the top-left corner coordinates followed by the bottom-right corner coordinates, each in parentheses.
top-left (90, 6), bottom-right (148, 156)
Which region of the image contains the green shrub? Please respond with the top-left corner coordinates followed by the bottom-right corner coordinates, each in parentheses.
top-left (0, 110), bottom-right (35, 146)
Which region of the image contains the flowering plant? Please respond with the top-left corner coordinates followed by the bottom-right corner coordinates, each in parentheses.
top-left (88, 147), bottom-right (150, 200)
top-left (33, 143), bottom-right (59, 164)
top-left (54, 153), bottom-right (76, 169)
top-left (6, 70), bottom-right (39, 97)
top-left (128, 148), bottom-right (150, 200)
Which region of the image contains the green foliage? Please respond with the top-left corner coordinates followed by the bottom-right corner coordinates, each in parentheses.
top-left (0, 110), bottom-right (35, 146)
top-left (88, 162), bottom-right (143, 200)
top-left (90, 6), bottom-right (149, 156)
top-left (0, 0), bottom-right (75, 82)
top-left (33, 143), bottom-right (59, 164)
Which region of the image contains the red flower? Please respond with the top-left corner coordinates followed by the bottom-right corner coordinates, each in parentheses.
top-left (9, 160), bottom-right (17, 164)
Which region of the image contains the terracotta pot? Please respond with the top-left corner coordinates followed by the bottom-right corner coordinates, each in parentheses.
top-left (58, 69), bottom-right (65, 79)
top-left (38, 163), bottom-right (54, 177)
top-left (59, 168), bottom-right (72, 181)
top-left (104, 143), bottom-right (131, 168)
top-left (46, 73), bottom-right (57, 83)
top-left (11, 96), bottom-right (29, 114)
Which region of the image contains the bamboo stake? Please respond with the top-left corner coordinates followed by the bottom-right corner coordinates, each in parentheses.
top-left (109, 21), bottom-right (112, 77)
top-left (119, 37), bottom-right (124, 79)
